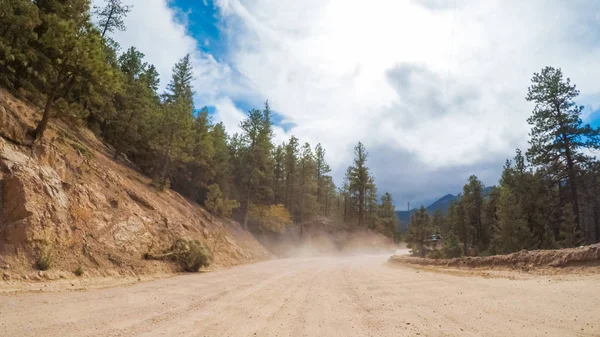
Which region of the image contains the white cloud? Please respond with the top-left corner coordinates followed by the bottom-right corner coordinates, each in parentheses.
top-left (212, 0), bottom-right (600, 205)
top-left (104, 0), bottom-right (600, 206)
top-left (92, 0), bottom-right (249, 103)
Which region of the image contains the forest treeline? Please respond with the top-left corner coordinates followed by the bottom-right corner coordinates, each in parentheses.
top-left (407, 67), bottom-right (600, 257)
top-left (0, 0), bottom-right (398, 237)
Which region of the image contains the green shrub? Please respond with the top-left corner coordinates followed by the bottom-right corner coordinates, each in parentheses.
top-left (427, 250), bottom-right (443, 259)
top-left (74, 265), bottom-right (84, 276)
top-left (171, 239), bottom-right (211, 272)
top-left (35, 245), bottom-right (53, 271)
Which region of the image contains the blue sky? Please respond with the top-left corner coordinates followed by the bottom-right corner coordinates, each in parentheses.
top-left (105, 0), bottom-right (600, 208)
top-left (167, 0), bottom-right (295, 133)
top-left (171, 0), bottom-right (224, 58)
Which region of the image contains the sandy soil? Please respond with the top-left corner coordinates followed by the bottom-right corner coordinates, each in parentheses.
top-left (1, 254), bottom-right (599, 337)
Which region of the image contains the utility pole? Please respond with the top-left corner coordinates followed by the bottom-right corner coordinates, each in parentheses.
top-left (406, 201), bottom-right (410, 229)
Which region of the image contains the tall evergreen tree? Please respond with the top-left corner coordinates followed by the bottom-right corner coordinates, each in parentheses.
top-left (273, 143), bottom-right (285, 205)
top-left (111, 47), bottom-right (156, 159)
top-left (493, 186), bottom-right (532, 254)
top-left (314, 143), bottom-right (331, 214)
top-left (298, 142), bottom-right (317, 232)
top-left (237, 102), bottom-right (274, 229)
top-left (93, 0), bottom-right (132, 38)
top-left (0, 0), bottom-right (41, 91)
top-left (406, 206), bottom-right (431, 257)
top-left (366, 174), bottom-right (378, 229)
top-left (154, 55), bottom-right (194, 187)
top-left (526, 66), bottom-right (600, 229)
top-left (378, 192), bottom-right (398, 239)
top-left (462, 175), bottom-right (485, 248)
top-left (349, 142), bottom-right (370, 227)
top-left (284, 136), bottom-right (299, 212)
top-left (211, 122), bottom-right (233, 198)
top-left (32, 0), bottom-right (115, 140)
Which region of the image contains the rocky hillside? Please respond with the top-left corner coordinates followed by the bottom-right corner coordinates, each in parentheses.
top-left (0, 90), bottom-right (271, 280)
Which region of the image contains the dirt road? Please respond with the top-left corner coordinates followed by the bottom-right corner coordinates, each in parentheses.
top-left (1, 254), bottom-right (599, 337)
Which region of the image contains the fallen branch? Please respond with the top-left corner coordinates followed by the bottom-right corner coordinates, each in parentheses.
top-left (143, 252), bottom-right (175, 260)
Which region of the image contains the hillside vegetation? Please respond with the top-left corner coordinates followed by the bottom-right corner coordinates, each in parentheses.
top-left (0, 1), bottom-right (399, 278)
top-left (0, 89), bottom-right (271, 279)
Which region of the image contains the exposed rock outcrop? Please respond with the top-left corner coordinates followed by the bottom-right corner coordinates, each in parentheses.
top-left (0, 89), bottom-right (271, 279)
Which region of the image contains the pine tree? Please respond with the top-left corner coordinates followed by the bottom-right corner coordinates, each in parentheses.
top-left (0, 0), bottom-right (41, 91)
top-left (173, 107), bottom-right (214, 201)
top-left (441, 230), bottom-right (462, 258)
top-left (526, 66), bottom-right (600, 231)
top-left (378, 192), bottom-right (398, 239)
top-left (237, 102), bottom-right (274, 229)
top-left (431, 210), bottom-right (445, 236)
top-left (406, 206), bottom-right (431, 257)
top-left (366, 174), bottom-right (378, 229)
top-left (272, 143), bottom-right (285, 204)
top-left (449, 198), bottom-right (469, 255)
top-left (559, 203), bottom-right (582, 248)
top-left (348, 142), bottom-right (371, 227)
top-left (314, 143), bottom-right (331, 214)
top-left (481, 186), bottom-right (499, 252)
top-left (298, 142), bottom-right (317, 233)
top-left (165, 54), bottom-right (194, 109)
top-left (284, 136), bottom-right (299, 213)
top-left (111, 47), bottom-right (156, 159)
top-left (324, 176), bottom-right (337, 217)
top-left (154, 55), bottom-right (195, 187)
top-left (93, 0), bottom-right (132, 38)
top-left (32, 0), bottom-right (115, 140)
top-left (205, 183), bottom-right (239, 219)
top-left (140, 64), bottom-right (160, 93)
top-left (211, 122), bottom-right (233, 198)
top-left (493, 186), bottom-right (532, 254)
top-left (341, 167), bottom-right (353, 222)
top-left (462, 175), bottom-right (485, 249)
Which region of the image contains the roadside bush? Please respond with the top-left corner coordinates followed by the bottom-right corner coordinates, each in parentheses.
top-left (249, 204), bottom-right (292, 233)
top-left (427, 250), bottom-right (443, 259)
top-left (205, 184), bottom-right (239, 219)
top-left (171, 239), bottom-right (211, 272)
top-left (74, 265), bottom-right (84, 276)
top-left (35, 245), bottom-right (53, 271)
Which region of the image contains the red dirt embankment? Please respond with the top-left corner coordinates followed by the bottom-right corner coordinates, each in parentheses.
top-left (389, 244), bottom-right (600, 271)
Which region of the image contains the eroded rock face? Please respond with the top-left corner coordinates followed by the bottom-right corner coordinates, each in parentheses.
top-left (0, 104), bottom-right (27, 145)
top-left (0, 141), bottom-right (70, 253)
top-left (0, 89), bottom-right (272, 274)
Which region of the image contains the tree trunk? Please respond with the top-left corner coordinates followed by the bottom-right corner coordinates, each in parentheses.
top-left (300, 186), bottom-right (304, 224)
top-left (242, 191), bottom-right (250, 231)
top-left (563, 137), bottom-right (581, 230)
top-left (159, 131), bottom-right (175, 187)
top-left (34, 86), bottom-right (59, 141)
top-left (159, 150), bottom-right (171, 188)
top-left (101, 7), bottom-right (115, 38)
top-left (594, 201), bottom-right (600, 243)
top-left (113, 110), bottom-right (136, 159)
top-left (463, 224), bottom-right (468, 256)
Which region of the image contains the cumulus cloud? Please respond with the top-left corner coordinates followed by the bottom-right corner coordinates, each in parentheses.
top-left (103, 0), bottom-right (600, 207)
top-left (213, 0), bottom-right (600, 206)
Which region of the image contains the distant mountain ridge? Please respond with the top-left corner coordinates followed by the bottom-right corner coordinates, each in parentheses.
top-left (395, 186), bottom-right (494, 231)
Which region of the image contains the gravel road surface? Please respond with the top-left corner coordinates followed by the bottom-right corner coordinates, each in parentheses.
top-left (1, 254), bottom-right (599, 336)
